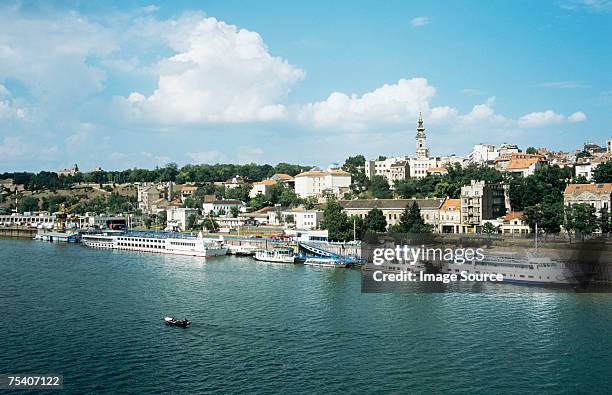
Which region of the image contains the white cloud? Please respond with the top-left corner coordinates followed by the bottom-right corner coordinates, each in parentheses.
top-left (568, 111), bottom-right (587, 122)
top-left (122, 13), bottom-right (305, 124)
top-left (298, 78), bottom-right (437, 129)
top-left (0, 7), bottom-right (115, 106)
top-left (518, 110), bottom-right (567, 128)
top-left (410, 17), bottom-right (430, 27)
top-left (538, 81), bottom-right (587, 89)
top-left (460, 97), bottom-right (509, 125)
top-left (237, 146), bottom-right (265, 164)
top-left (187, 150), bottom-right (226, 163)
top-left (0, 83), bottom-right (9, 97)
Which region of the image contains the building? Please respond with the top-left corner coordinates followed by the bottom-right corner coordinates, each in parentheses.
top-left (166, 207), bottom-right (199, 231)
top-left (427, 167), bottom-right (449, 176)
top-left (496, 153), bottom-right (546, 176)
top-left (294, 168), bottom-right (351, 199)
top-left (249, 179), bottom-right (277, 198)
top-left (137, 184), bottom-right (162, 214)
top-left (270, 173), bottom-right (295, 187)
top-left (202, 199), bottom-right (246, 216)
top-left (467, 144), bottom-right (499, 164)
top-left (339, 198), bottom-right (445, 229)
top-left (180, 185), bottom-right (198, 202)
top-left (575, 160), bottom-right (595, 180)
top-left (564, 183), bottom-right (612, 214)
top-left (460, 180), bottom-right (507, 233)
top-left (499, 211), bottom-right (530, 235)
top-left (224, 175), bottom-right (246, 189)
top-left (438, 198), bottom-right (461, 233)
top-left (607, 138), bottom-right (612, 154)
top-left (57, 164), bottom-right (80, 177)
top-left (583, 142), bottom-right (606, 155)
top-left (282, 208), bottom-right (324, 230)
top-left (365, 156), bottom-right (409, 184)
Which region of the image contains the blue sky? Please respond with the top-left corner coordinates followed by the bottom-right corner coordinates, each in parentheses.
top-left (0, 0), bottom-right (611, 171)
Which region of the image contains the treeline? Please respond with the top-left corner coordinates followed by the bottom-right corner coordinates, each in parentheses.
top-left (0, 162), bottom-right (311, 191)
top-left (10, 193), bottom-right (138, 215)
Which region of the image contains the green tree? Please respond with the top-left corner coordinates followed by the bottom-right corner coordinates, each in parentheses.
top-left (230, 206), bottom-right (240, 218)
top-left (203, 217), bottom-right (219, 232)
top-left (18, 196), bottom-right (39, 213)
top-left (393, 202), bottom-right (432, 233)
top-left (598, 208), bottom-right (612, 234)
top-left (364, 208), bottom-right (387, 233)
top-left (525, 147), bottom-right (538, 154)
top-left (369, 175), bottom-right (392, 199)
top-left (320, 200), bottom-right (352, 241)
top-left (482, 222), bottom-right (500, 234)
top-left (565, 203), bottom-right (598, 237)
top-left (278, 188), bottom-right (301, 208)
top-left (593, 161), bottom-right (612, 183)
top-left (343, 155), bottom-right (368, 192)
top-left (186, 214), bottom-right (197, 230)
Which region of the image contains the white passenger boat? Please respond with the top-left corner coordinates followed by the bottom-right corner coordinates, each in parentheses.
top-left (442, 252), bottom-right (577, 285)
top-left (254, 248), bottom-right (295, 263)
top-left (303, 257), bottom-right (347, 268)
top-left (81, 231), bottom-right (228, 258)
top-left (226, 243), bottom-right (259, 256)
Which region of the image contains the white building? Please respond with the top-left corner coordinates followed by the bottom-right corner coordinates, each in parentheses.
top-left (294, 168), bottom-right (351, 199)
top-left (282, 208), bottom-right (324, 230)
top-left (166, 207), bottom-right (199, 231)
top-left (137, 184), bottom-right (161, 214)
top-left (339, 198), bottom-right (445, 229)
top-left (202, 200), bottom-right (246, 215)
top-left (249, 179), bottom-right (277, 198)
top-left (467, 144), bottom-right (499, 164)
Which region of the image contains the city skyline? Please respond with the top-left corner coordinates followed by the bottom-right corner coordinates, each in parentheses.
top-left (0, 0), bottom-right (611, 172)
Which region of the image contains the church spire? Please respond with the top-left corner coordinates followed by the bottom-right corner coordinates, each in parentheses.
top-left (415, 112), bottom-right (428, 158)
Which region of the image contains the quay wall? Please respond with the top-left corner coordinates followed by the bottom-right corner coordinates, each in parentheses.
top-left (0, 227), bottom-right (37, 238)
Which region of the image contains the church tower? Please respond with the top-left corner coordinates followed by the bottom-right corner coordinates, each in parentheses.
top-left (415, 112), bottom-right (428, 158)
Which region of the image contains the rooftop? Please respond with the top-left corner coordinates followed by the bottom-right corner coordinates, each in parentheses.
top-left (565, 183), bottom-right (612, 194)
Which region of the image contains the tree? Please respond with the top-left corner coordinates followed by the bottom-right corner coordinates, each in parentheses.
top-left (598, 208), bottom-right (612, 234)
top-left (523, 201), bottom-right (564, 235)
top-left (364, 208), bottom-right (387, 233)
top-left (186, 214), bottom-right (197, 230)
top-left (278, 188), bottom-right (301, 208)
top-left (369, 175), bottom-right (392, 199)
top-left (18, 196), bottom-right (39, 213)
top-left (230, 206), bottom-right (240, 218)
top-left (343, 155), bottom-right (368, 192)
top-left (565, 203), bottom-right (598, 237)
top-left (482, 222), bottom-right (500, 234)
top-left (593, 161), bottom-right (612, 183)
top-left (393, 202), bottom-right (432, 233)
top-left (202, 217), bottom-right (219, 232)
top-left (143, 217), bottom-right (152, 229)
top-left (525, 147), bottom-right (538, 154)
top-left (320, 200), bottom-right (352, 241)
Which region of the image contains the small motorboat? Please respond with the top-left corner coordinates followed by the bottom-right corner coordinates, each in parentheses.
top-left (164, 316), bottom-right (191, 328)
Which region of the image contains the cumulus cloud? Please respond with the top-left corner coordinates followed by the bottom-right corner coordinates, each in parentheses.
top-left (410, 17), bottom-right (430, 27)
top-left (122, 13), bottom-right (305, 124)
top-left (298, 78), bottom-right (438, 129)
top-left (568, 111), bottom-right (587, 122)
top-left (518, 110), bottom-right (586, 128)
top-left (460, 97), bottom-right (509, 125)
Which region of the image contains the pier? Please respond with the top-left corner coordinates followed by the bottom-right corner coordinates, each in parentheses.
top-left (0, 227), bottom-right (37, 238)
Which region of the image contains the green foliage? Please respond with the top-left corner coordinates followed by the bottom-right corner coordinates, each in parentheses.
top-left (224, 184), bottom-right (251, 202)
top-left (395, 163), bottom-right (503, 199)
top-left (565, 203), bottom-right (598, 236)
top-left (598, 208), bottom-right (612, 234)
top-left (576, 150), bottom-right (592, 160)
top-left (593, 161), bottom-right (612, 183)
top-left (482, 222), bottom-right (500, 234)
top-left (525, 147), bottom-right (537, 154)
top-left (182, 196), bottom-right (200, 208)
top-left (369, 175), bottom-right (392, 199)
top-left (277, 188), bottom-right (301, 208)
top-left (391, 202), bottom-right (432, 234)
top-left (230, 206), bottom-right (240, 218)
top-left (523, 201), bottom-right (564, 234)
top-left (202, 217), bottom-right (219, 231)
top-left (18, 196), bottom-right (40, 213)
top-left (320, 200), bottom-right (353, 241)
top-left (508, 165), bottom-right (571, 211)
top-left (343, 155), bottom-right (368, 192)
top-left (364, 208), bottom-right (387, 233)
top-left (186, 214), bottom-right (197, 230)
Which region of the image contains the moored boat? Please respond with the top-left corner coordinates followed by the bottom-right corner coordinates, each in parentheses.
top-left (254, 248), bottom-right (295, 263)
top-left (303, 257), bottom-right (348, 268)
top-left (81, 231), bottom-right (228, 258)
